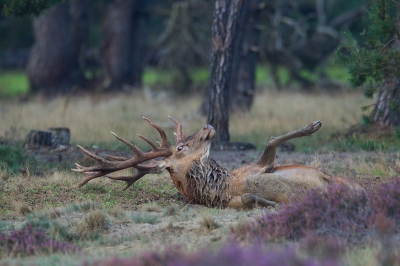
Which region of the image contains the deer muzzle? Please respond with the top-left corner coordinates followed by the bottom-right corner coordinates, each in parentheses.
top-left (201, 124), bottom-right (216, 141)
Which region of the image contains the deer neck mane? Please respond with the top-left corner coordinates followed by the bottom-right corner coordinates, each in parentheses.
top-left (185, 157), bottom-right (233, 208)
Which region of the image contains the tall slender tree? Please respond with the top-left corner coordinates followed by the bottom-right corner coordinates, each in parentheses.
top-left (202, 0), bottom-right (262, 114)
top-left (206, 0), bottom-right (244, 145)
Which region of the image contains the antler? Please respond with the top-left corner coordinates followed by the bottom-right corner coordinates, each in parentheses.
top-left (168, 115), bottom-right (186, 144)
top-left (72, 117), bottom-right (172, 189)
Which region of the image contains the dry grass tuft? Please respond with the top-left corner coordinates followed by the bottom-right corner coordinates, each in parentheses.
top-left (141, 202), bottom-right (162, 212)
top-left (200, 214), bottom-right (219, 230)
top-left (12, 200), bottom-right (32, 216)
top-left (107, 205), bottom-right (125, 217)
top-left (107, 205), bottom-right (130, 224)
top-left (163, 205), bottom-right (179, 216)
top-left (78, 210), bottom-right (107, 236)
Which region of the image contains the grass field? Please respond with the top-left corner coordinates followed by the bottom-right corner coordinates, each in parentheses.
top-left (0, 89), bottom-right (376, 151)
top-left (1, 84), bottom-right (400, 265)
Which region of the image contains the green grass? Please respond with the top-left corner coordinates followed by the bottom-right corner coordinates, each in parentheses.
top-left (142, 67), bottom-right (177, 86)
top-left (255, 62), bottom-right (352, 87)
top-left (256, 64), bottom-right (290, 86)
top-left (0, 61), bottom-right (350, 98)
top-left (326, 136), bottom-right (400, 152)
top-left (0, 71), bottom-right (29, 97)
top-left (0, 142), bottom-right (37, 174)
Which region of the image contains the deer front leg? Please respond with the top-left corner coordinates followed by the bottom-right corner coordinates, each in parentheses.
top-left (256, 121), bottom-right (322, 172)
top-left (241, 193), bottom-right (278, 208)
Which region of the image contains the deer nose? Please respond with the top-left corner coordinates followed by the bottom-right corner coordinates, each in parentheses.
top-left (203, 124), bottom-right (214, 130)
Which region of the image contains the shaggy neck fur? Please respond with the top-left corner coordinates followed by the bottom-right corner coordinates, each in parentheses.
top-left (185, 158), bottom-right (233, 208)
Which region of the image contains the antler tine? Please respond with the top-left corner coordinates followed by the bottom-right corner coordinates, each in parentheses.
top-left (106, 154), bottom-right (128, 161)
top-left (137, 134), bottom-right (158, 150)
top-left (74, 118), bottom-right (173, 189)
top-left (106, 171), bottom-right (148, 190)
top-left (76, 145), bottom-right (109, 164)
top-left (110, 131), bottom-right (143, 155)
top-left (142, 117), bottom-right (170, 148)
top-left (168, 116), bottom-right (186, 144)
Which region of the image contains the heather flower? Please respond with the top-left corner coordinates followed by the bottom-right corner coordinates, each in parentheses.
top-left (84, 244), bottom-right (338, 266)
top-left (232, 183), bottom-right (371, 244)
top-left (0, 224), bottom-right (80, 258)
top-left (369, 177), bottom-right (400, 224)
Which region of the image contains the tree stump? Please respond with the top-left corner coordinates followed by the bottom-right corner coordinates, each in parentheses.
top-left (25, 130), bottom-right (52, 147)
top-left (48, 127), bottom-right (70, 146)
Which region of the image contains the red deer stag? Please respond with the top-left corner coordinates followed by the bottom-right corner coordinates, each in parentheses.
top-left (73, 117), bottom-right (340, 209)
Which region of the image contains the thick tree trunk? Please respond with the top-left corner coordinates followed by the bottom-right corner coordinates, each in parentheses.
top-left (102, 0), bottom-right (137, 91)
top-left (131, 0), bottom-right (150, 88)
top-left (69, 0), bottom-right (89, 72)
top-left (230, 0), bottom-right (262, 112)
top-left (206, 0), bottom-right (244, 145)
top-left (373, 78), bottom-right (400, 127)
top-left (27, 1), bottom-right (88, 95)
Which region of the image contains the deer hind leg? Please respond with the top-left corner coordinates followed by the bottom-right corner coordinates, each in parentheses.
top-left (256, 120), bottom-right (322, 172)
top-left (241, 193), bottom-right (278, 208)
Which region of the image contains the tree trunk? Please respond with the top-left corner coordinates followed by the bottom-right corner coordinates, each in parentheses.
top-left (102, 0), bottom-right (137, 91)
top-left (230, 0), bottom-right (262, 112)
top-left (206, 0), bottom-right (244, 145)
top-left (27, 1), bottom-right (88, 95)
top-left (131, 0), bottom-right (150, 88)
top-left (373, 5), bottom-right (400, 127)
top-left (373, 78), bottom-right (400, 126)
top-left (69, 0), bottom-right (89, 74)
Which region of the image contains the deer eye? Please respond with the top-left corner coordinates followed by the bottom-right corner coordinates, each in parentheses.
top-left (177, 146), bottom-right (184, 151)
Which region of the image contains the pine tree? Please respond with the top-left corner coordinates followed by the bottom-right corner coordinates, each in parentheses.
top-left (337, 0), bottom-right (400, 127)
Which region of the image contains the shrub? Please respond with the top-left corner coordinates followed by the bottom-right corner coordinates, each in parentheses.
top-left (232, 184), bottom-right (371, 244)
top-left (0, 225), bottom-right (80, 258)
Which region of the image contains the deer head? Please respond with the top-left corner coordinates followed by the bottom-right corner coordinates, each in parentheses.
top-left (73, 116), bottom-right (216, 189)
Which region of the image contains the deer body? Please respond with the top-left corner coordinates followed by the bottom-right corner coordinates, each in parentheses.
top-left (74, 117), bottom-right (349, 209)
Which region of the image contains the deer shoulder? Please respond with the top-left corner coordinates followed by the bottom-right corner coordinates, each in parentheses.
top-left (73, 117), bottom-right (356, 210)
